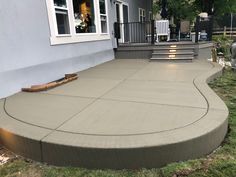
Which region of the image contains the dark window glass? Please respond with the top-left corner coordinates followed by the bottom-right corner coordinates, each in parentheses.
top-left (99, 0), bottom-right (106, 14)
top-left (55, 9), bottom-right (70, 34)
top-left (73, 0), bottom-right (96, 33)
top-left (54, 0), bottom-right (67, 8)
top-left (116, 4), bottom-right (120, 22)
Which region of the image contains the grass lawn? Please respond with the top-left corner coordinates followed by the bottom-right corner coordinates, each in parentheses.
top-left (1, 69), bottom-right (236, 177)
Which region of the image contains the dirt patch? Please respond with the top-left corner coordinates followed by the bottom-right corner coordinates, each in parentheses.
top-left (0, 146), bottom-right (18, 166)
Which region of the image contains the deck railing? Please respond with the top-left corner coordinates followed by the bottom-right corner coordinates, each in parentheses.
top-left (114, 17), bottom-right (215, 46)
top-left (114, 20), bottom-right (155, 46)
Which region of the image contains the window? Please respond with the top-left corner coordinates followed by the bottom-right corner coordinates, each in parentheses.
top-left (73, 0), bottom-right (96, 33)
top-left (99, 0), bottom-right (108, 33)
top-left (46, 0), bottom-right (110, 45)
top-left (54, 0), bottom-right (70, 34)
top-left (139, 8), bottom-right (146, 22)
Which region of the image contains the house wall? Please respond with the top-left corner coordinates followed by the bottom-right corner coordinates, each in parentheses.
top-left (109, 0), bottom-right (152, 48)
top-left (122, 0), bottom-right (152, 22)
top-left (0, 0), bottom-right (151, 98)
top-left (0, 0), bottom-right (114, 99)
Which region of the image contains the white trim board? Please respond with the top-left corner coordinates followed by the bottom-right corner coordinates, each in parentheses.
top-left (115, 1), bottom-right (129, 43)
top-left (45, 0), bottom-right (111, 45)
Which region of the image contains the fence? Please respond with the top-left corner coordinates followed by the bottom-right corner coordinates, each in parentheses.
top-left (213, 13), bottom-right (236, 36)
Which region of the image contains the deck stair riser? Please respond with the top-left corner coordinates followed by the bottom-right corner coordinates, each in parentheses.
top-left (154, 42), bottom-right (195, 48)
top-left (153, 49), bottom-right (194, 54)
top-left (152, 52), bottom-right (194, 55)
top-left (152, 47), bottom-right (194, 51)
top-left (150, 57), bottom-right (194, 61)
top-left (152, 53), bottom-right (194, 59)
top-left (153, 46), bottom-right (195, 50)
top-left (151, 43), bottom-right (195, 61)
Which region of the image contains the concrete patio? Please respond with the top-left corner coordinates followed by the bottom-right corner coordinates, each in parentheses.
top-left (0, 59), bottom-right (228, 169)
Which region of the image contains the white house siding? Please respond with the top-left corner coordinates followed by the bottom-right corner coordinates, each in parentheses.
top-left (0, 0), bottom-right (114, 98)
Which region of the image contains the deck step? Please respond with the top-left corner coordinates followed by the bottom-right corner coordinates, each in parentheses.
top-left (150, 57), bottom-right (194, 61)
top-left (151, 43), bottom-right (195, 62)
top-left (153, 46), bottom-right (195, 50)
top-left (152, 52), bottom-right (194, 55)
top-left (152, 46), bottom-right (195, 49)
top-left (153, 49), bottom-right (195, 53)
top-left (154, 42), bottom-right (195, 48)
top-left (152, 55), bottom-right (194, 60)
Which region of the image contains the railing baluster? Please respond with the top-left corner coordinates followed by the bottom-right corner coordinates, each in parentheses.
top-left (138, 22), bottom-right (140, 43)
top-left (134, 23), bottom-right (136, 43)
top-left (195, 16), bottom-right (200, 43)
top-left (139, 22), bottom-right (141, 43)
top-left (131, 23), bottom-right (133, 43)
top-left (137, 22), bottom-right (138, 43)
top-left (136, 22), bottom-right (138, 43)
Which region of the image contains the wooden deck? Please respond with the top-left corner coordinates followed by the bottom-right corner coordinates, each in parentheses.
top-left (115, 41), bottom-right (213, 60)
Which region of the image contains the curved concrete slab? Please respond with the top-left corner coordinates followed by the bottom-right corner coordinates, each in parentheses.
top-left (0, 59), bottom-right (228, 169)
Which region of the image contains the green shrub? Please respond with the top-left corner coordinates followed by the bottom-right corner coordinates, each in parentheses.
top-left (212, 35), bottom-right (233, 61)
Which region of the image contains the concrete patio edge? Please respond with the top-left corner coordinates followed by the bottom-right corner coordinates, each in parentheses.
top-left (0, 62), bottom-right (229, 169)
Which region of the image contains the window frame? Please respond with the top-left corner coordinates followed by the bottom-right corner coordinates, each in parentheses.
top-left (46, 0), bottom-right (110, 45)
top-left (99, 0), bottom-right (109, 34)
top-left (54, 2), bottom-right (71, 35)
top-left (139, 8), bottom-right (146, 22)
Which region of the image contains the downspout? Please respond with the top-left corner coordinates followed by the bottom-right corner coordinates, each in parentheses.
top-left (146, 0), bottom-right (154, 20)
top-left (151, 0), bottom-right (154, 20)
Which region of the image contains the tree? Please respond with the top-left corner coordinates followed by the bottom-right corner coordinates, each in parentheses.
top-left (167, 0), bottom-right (197, 21)
top-left (152, 0), bottom-right (161, 17)
top-left (153, 0), bottom-right (198, 22)
top-left (194, 0), bottom-right (236, 15)
top-left (154, 0), bottom-right (236, 20)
